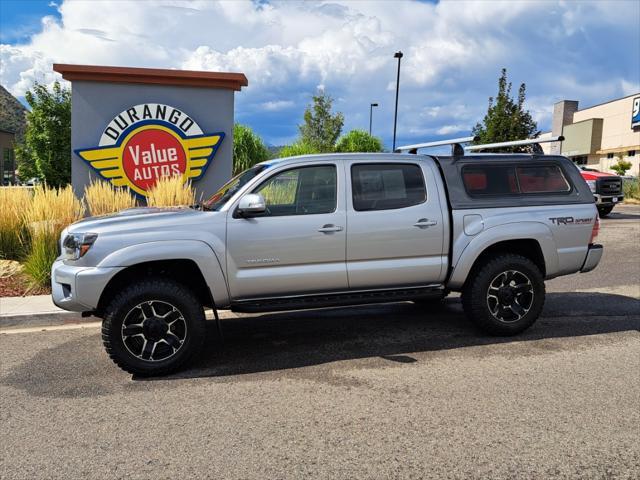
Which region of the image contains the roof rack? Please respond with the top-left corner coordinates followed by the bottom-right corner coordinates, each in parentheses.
top-left (465, 135), bottom-right (564, 155)
top-left (395, 135), bottom-right (478, 156)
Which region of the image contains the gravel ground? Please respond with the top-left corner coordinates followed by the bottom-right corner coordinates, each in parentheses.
top-left (1, 205), bottom-right (638, 480)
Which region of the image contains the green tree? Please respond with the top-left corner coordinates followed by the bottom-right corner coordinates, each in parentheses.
top-left (335, 129), bottom-right (383, 153)
top-left (610, 158), bottom-right (632, 176)
top-left (16, 82), bottom-right (71, 186)
top-left (232, 123), bottom-right (269, 175)
top-left (299, 91), bottom-right (344, 152)
top-left (472, 68), bottom-right (537, 151)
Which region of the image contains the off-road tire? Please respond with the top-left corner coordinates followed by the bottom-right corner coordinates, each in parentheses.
top-left (102, 278), bottom-right (206, 376)
top-left (462, 254), bottom-right (545, 336)
top-left (597, 205), bottom-right (614, 217)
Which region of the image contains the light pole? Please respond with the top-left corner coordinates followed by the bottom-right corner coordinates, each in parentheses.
top-left (392, 51), bottom-right (403, 151)
top-left (369, 103), bottom-right (378, 135)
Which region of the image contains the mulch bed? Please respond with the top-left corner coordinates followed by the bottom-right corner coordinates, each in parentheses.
top-left (0, 273), bottom-right (50, 297)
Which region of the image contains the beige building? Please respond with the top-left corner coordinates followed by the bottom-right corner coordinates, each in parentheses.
top-left (541, 93), bottom-right (640, 176)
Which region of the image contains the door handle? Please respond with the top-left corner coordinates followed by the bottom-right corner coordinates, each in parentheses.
top-left (318, 224), bottom-right (343, 233)
top-left (413, 218), bottom-right (437, 228)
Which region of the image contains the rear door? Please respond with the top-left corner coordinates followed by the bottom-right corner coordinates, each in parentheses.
top-left (345, 160), bottom-right (446, 289)
top-left (226, 162), bottom-right (348, 299)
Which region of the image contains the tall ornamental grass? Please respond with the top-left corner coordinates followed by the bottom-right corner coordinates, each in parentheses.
top-left (84, 179), bottom-right (136, 216)
top-left (623, 178), bottom-right (640, 201)
top-left (0, 187), bottom-right (32, 260)
top-left (22, 185), bottom-right (85, 287)
top-left (146, 175), bottom-right (196, 207)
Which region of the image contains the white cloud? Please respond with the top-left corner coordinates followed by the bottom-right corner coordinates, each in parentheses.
top-left (1, 0), bottom-right (637, 146)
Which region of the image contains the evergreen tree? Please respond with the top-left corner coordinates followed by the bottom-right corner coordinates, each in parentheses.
top-left (15, 82), bottom-right (71, 186)
top-left (299, 91), bottom-right (344, 152)
top-left (472, 69), bottom-right (537, 151)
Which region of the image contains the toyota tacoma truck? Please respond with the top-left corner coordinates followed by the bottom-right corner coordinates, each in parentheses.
top-left (52, 146), bottom-right (603, 376)
top-left (575, 166), bottom-right (624, 217)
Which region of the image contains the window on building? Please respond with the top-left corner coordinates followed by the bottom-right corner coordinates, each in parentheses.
top-left (351, 163), bottom-right (426, 211)
top-left (628, 150), bottom-right (636, 157)
top-left (2, 148), bottom-right (16, 185)
top-left (607, 153), bottom-right (614, 159)
top-left (573, 156), bottom-right (588, 166)
top-left (254, 165), bottom-right (337, 216)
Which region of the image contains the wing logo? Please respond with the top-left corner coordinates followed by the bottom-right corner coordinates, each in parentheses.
top-left (75, 103), bottom-right (224, 197)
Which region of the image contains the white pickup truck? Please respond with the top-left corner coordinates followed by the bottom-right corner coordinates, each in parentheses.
top-left (52, 139), bottom-right (602, 375)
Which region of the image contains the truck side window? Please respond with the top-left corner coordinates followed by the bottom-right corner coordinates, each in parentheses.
top-left (516, 165), bottom-right (570, 193)
top-left (462, 164), bottom-right (571, 196)
top-left (255, 165), bottom-right (337, 216)
top-left (351, 163), bottom-right (426, 211)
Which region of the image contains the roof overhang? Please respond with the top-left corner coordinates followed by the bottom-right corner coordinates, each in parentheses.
top-left (596, 145), bottom-right (640, 155)
top-left (53, 64), bottom-right (248, 91)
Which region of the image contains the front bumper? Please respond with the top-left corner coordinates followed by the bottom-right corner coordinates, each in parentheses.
top-left (594, 194), bottom-right (623, 206)
top-left (580, 244), bottom-right (603, 273)
top-left (51, 259), bottom-right (123, 312)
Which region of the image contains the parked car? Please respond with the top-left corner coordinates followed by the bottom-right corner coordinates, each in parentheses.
top-left (575, 165), bottom-right (623, 217)
top-left (52, 147), bottom-right (602, 376)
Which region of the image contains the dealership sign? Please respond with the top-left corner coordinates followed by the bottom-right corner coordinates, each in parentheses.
top-left (75, 103), bottom-right (224, 196)
top-left (632, 97), bottom-right (640, 129)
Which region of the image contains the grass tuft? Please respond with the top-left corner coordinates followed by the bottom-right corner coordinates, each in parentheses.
top-left (0, 187), bottom-right (32, 260)
top-left (84, 178), bottom-right (136, 216)
top-left (146, 175), bottom-right (196, 207)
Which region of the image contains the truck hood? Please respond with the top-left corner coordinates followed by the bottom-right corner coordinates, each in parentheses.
top-left (580, 170), bottom-right (619, 180)
top-left (67, 207), bottom-right (209, 234)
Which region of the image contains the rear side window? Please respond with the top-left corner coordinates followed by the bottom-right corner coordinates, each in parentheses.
top-left (516, 165), bottom-right (570, 193)
top-left (351, 163), bottom-right (426, 211)
top-left (462, 164), bottom-right (571, 196)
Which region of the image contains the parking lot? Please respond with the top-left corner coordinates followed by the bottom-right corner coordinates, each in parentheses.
top-left (1, 205), bottom-right (639, 479)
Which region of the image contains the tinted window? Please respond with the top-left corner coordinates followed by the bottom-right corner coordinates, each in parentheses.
top-left (351, 163), bottom-right (426, 211)
top-left (517, 165), bottom-right (570, 193)
top-left (462, 164), bottom-right (571, 196)
top-left (255, 165), bottom-right (336, 216)
top-left (462, 165), bottom-right (517, 196)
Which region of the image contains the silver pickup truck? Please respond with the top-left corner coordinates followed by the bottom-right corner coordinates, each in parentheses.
top-left (52, 145), bottom-right (602, 375)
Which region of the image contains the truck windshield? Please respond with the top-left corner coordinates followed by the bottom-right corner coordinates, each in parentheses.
top-left (202, 164), bottom-right (270, 211)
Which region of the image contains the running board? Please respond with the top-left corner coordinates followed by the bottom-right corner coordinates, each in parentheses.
top-left (230, 286), bottom-right (444, 313)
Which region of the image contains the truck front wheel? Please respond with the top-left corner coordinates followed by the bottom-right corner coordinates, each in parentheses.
top-left (597, 205), bottom-right (614, 217)
top-left (102, 278), bottom-right (206, 376)
top-left (462, 254), bottom-right (545, 336)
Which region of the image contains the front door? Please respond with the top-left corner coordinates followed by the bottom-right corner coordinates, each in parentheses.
top-left (345, 161), bottom-right (446, 289)
top-left (226, 163), bottom-right (348, 299)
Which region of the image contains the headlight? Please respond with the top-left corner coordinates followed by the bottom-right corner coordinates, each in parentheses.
top-left (586, 180), bottom-right (596, 193)
top-left (62, 233), bottom-right (98, 260)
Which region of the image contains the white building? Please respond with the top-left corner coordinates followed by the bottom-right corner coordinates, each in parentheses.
top-left (541, 94), bottom-right (640, 176)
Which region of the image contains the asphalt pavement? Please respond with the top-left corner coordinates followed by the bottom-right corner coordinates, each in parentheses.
top-left (1, 205), bottom-right (639, 479)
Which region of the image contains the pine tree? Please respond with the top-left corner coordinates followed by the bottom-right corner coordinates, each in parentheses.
top-left (298, 91), bottom-right (344, 152)
top-left (473, 69), bottom-right (537, 151)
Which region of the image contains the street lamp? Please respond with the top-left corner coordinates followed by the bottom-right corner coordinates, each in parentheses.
top-left (392, 51), bottom-right (403, 151)
top-left (369, 103), bottom-right (378, 135)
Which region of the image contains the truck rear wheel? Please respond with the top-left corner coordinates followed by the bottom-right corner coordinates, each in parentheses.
top-left (462, 254), bottom-right (545, 336)
top-left (102, 278), bottom-right (206, 376)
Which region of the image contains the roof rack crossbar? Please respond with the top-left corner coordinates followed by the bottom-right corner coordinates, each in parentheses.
top-left (465, 135), bottom-right (564, 152)
top-left (395, 135), bottom-right (478, 156)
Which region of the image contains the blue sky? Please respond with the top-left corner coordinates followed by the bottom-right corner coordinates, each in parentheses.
top-left (1, 0), bottom-right (638, 148)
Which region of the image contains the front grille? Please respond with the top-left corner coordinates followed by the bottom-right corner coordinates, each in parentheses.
top-left (597, 177), bottom-right (622, 195)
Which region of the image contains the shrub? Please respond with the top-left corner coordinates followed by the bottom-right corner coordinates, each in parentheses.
top-left (335, 129), bottom-right (383, 153)
top-left (22, 185), bottom-right (85, 287)
top-left (84, 179), bottom-right (136, 216)
top-left (623, 178), bottom-right (640, 200)
top-left (0, 187), bottom-right (32, 260)
top-left (146, 175), bottom-right (196, 207)
top-left (233, 124), bottom-right (270, 175)
top-left (278, 141), bottom-right (318, 158)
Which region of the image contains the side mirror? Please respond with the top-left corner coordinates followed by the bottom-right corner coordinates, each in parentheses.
top-left (237, 193), bottom-right (266, 216)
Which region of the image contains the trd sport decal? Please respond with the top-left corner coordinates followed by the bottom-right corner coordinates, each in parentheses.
top-left (75, 103), bottom-right (224, 197)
